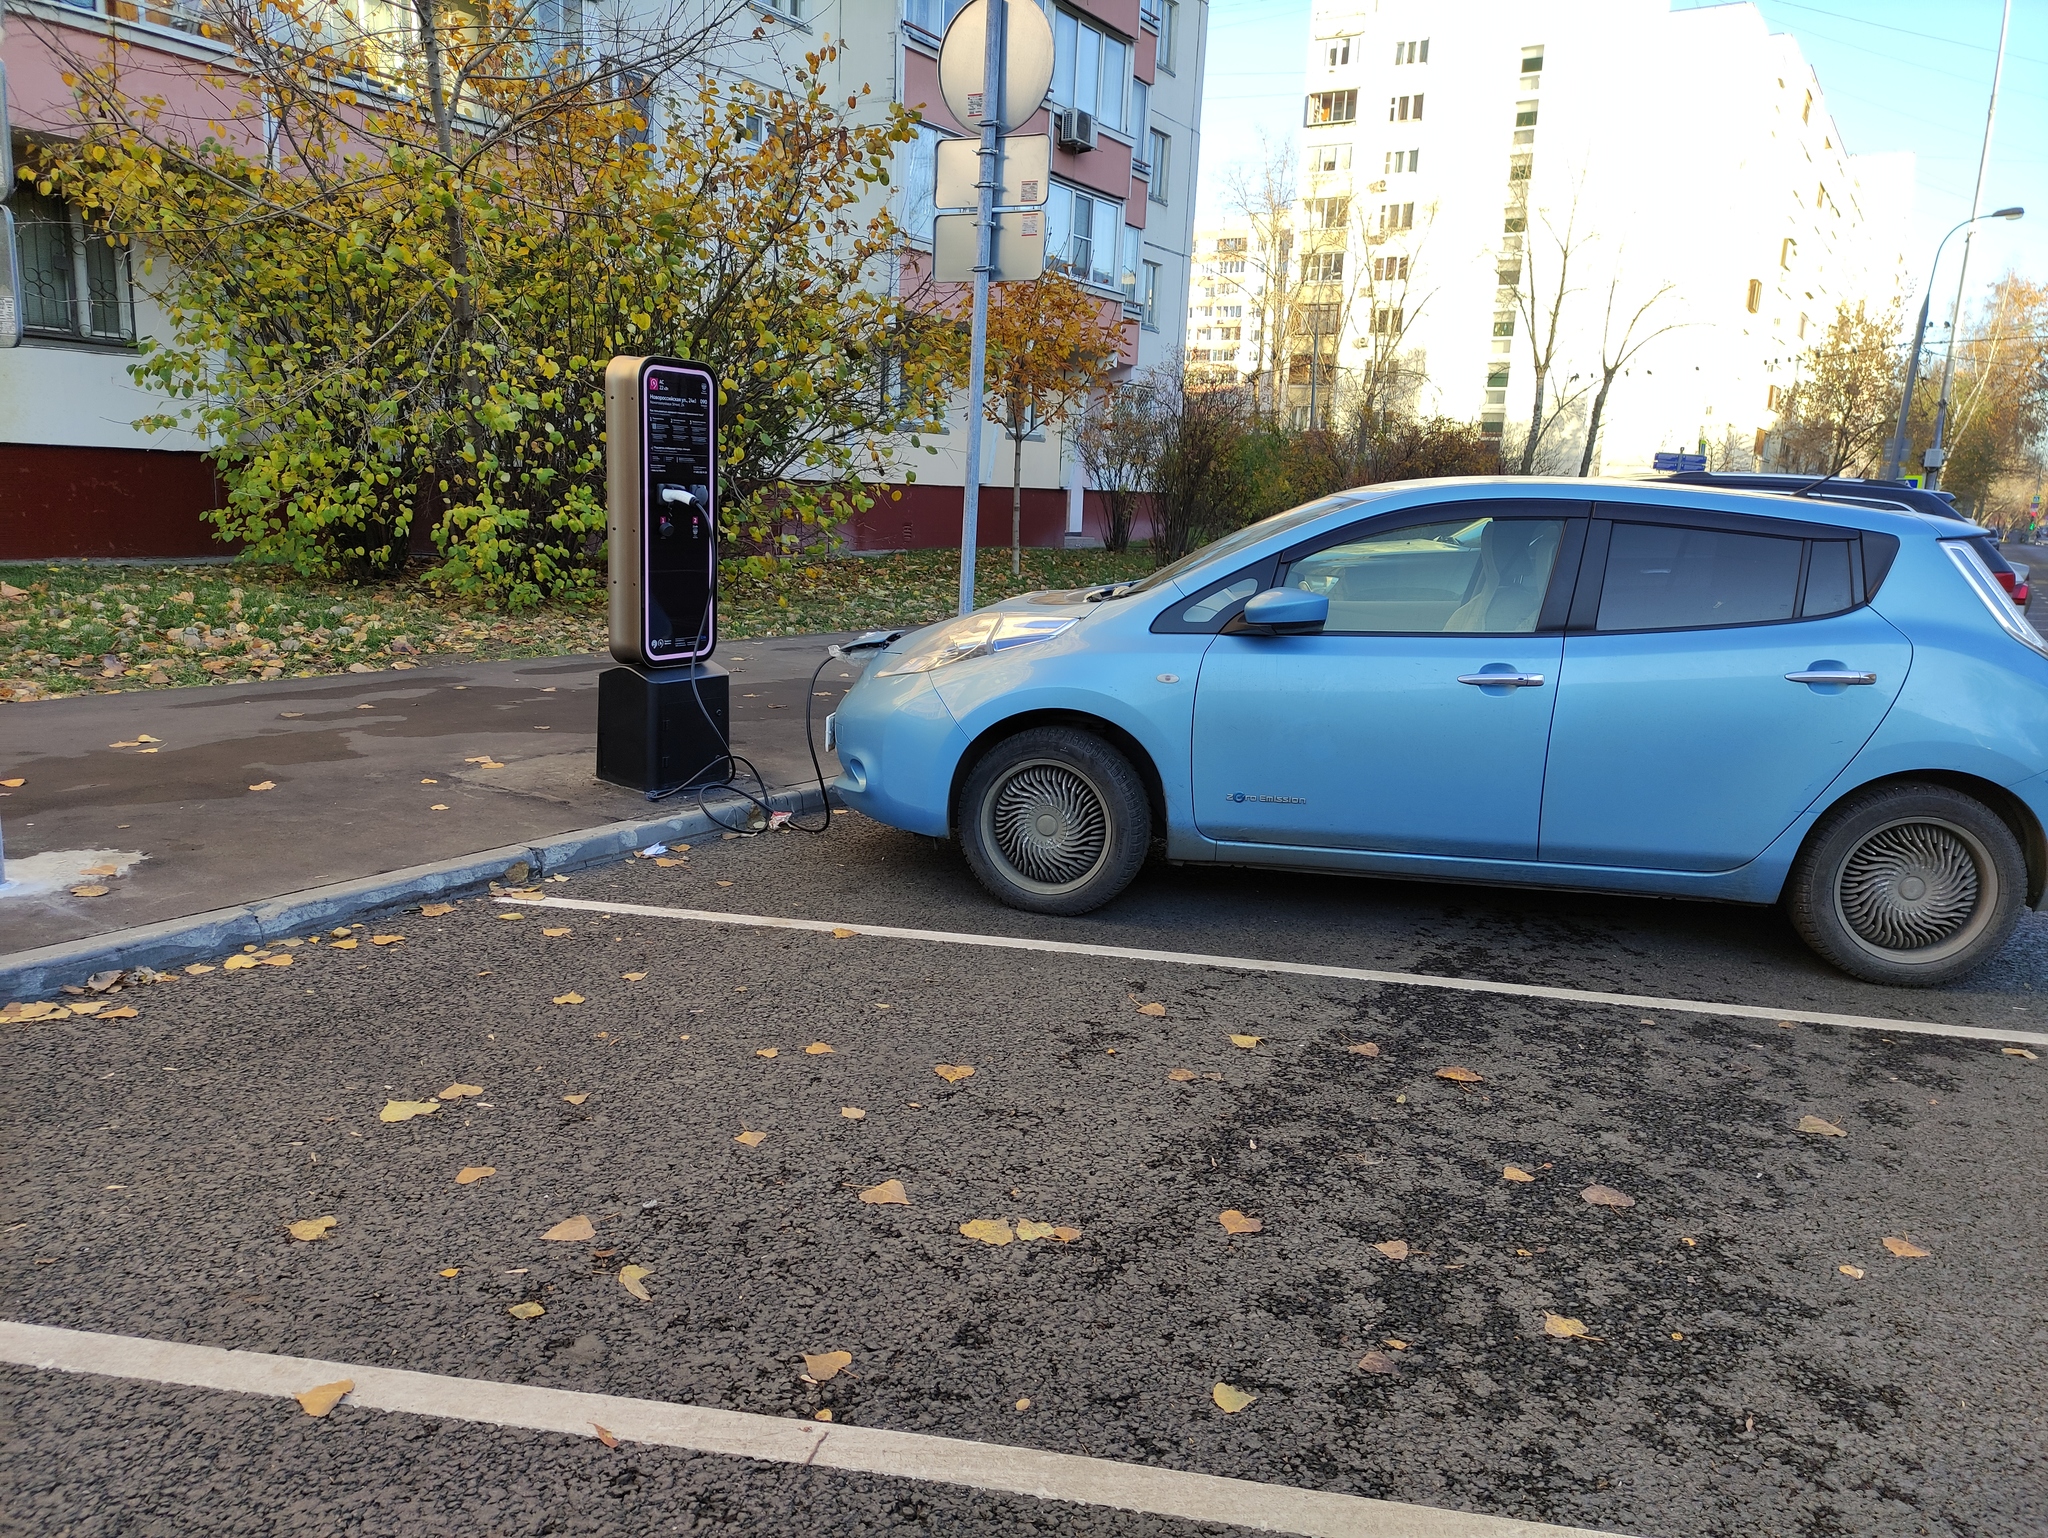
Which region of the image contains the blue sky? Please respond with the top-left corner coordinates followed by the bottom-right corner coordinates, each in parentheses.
top-left (1195, 0), bottom-right (2046, 307)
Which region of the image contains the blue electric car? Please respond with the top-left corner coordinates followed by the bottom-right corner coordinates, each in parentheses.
top-left (830, 478), bottom-right (2048, 985)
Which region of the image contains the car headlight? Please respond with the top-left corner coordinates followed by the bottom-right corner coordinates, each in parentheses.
top-left (875, 612), bottom-right (1078, 676)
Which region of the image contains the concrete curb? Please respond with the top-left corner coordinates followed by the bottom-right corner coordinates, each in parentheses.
top-left (0, 783), bottom-right (829, 1000)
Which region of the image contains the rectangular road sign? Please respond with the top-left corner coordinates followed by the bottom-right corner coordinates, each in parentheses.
top-left (933, 211), bottom-right (1047, 284)
top-left (934, 134), bottom-right (1051, 212)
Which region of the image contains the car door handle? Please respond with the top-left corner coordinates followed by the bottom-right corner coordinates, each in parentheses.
top-left (1785, 670), bottom-right (1877, 685)
top-left (1457, 673), bottom-right (1546, 688)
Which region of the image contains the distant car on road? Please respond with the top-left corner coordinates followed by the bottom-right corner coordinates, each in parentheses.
top-left (832, 478), bottom-right (2048, 986)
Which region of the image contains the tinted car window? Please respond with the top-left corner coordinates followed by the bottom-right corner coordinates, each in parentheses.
top-left (1802, 541), bottom-right (1855, 617)
top-left (1596, 523), bottom-right (1802, 631)
top-left (1289, 516), bottom-right (1566, 634)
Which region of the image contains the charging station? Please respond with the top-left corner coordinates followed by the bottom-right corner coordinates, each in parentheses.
top-left (596, 354), bottom-right (732, 796)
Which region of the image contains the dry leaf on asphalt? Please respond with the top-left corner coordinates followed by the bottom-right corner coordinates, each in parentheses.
top-left (1015, 1221), bottom-right (1056, 1241)
top-left (83, 864), bottom-right (119, 877)
top-left (1798, 1115), bottom-right (1848, 1137)
top-left (100, 1006), bottom-right (138, 1019)
top-left (1135, 1001), bottom-right (1168, 1018)
top-left (1383, 1338), bottom-right (1409, 1350)
top-left (1211, 1382), bottom-right (1256, 1413)
top-left (755, 1048), bottom-right (779, 1059)
top-left (619, 1264), bottom-right (654, 1301)
top-left (805, 1042), bottom-right (834, 1055)
top-left (1167, 1068), bottom-right (1197, 1082)
top-left (859, 1179), bottom-right (909, 1205)
top-left (553, 993), bottom-right (585, 1006)
top-left (455, 1166), bottom-right (496, 1185)
top-left (831, 927), bottom-right (859, 939)
top-left (622, 972), bottom-right (647, 981)
top-left (960, 1219), bottom-right (1014, 1246)
top-left (1355, 1352), bottom-right (1398, 1375)
top-left (1881, 1236), bottom-right (1932, 1258)
top-left (1543, 1313), bottom-right (1595, 1340)
top-left (1839, 1264), bottom-right (1865, 1278)
top-left (248, 781), bottom-right (276, 792)
top-left (841, 1107), bottom-right (867, 1120)
top-left (2002, 1047), bottom-right (2037, 1060)
top-left (1374, 1239), bottom-right (1410, 1261)
top-left (294, 1379), bottom-right (354, 1417)
top-left (439, 1084), bottom-right (484, 1100)
top-left (223, 954), bottom-right (259, 970)
top-left (287, 1216), bottom-right (338, 1241)
top-left (542, 1215), bottom-right (597, 1242)
top-left (258, 954), bottom-right (293, 968)
top-left (1502, 1166), bottom-right (1536, 1182)
top-left (70, 886), bottom-right (110, 898)
top-left (934, 1064), bottom-right (975, 1083)
top-left (439, 1268), bottom-right (461, 1278)
top-left (330, 939), bottom-right (358, 951)
top-left (420, 904), bottom-right (455, 917)
top-left (498, 912), bottom-right (525, 921)
top-left (183, 963), bottom-right (215, 975)
top-left (803, 1350), bottom-right (853, 1382)
top-left (507, 1301), bottom-right (545, 1319)
top-left (591, 1423), bottom-right (619, 1449)
top-left (1229, 1034), bottom-right (1263, 1049)
top-left (1051, 1226), bottom-right (1081, 1241)
top-left (1581, 1185), bottom-right (1636, 1208)
top-left (1435, 1066), bottom-right (1483, 1083)
top-left (1346, 1042), bottom-right (1381, 1057)
top-left (563, 1093), bottom-right (589, 1105)
top-left (735, 1130), bottom-right (767, 1147)
top-left (370, 934), bottom-right (403, 946)
top-left (429, 804), bottom-right (450, 812)
top-left (379, 1100), bottom-right (440, 1123)
top-left (0, 778), bottom-right (22, 788)
top-left (542, 928), bottom-right (572, 937)
top-left (1218, 1210), bottom-right (1263, 1235)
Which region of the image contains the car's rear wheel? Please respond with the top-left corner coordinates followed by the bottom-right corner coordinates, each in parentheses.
top-left (958, 727), bottom-right (1151, 915)
top-left (1786, 782), bottom-right (2026, 986)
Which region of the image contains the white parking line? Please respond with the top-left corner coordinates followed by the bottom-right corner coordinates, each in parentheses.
top-left (500, 896), bottom-right (2048, 1048)
top-left (2, 1321), bottom-right (1618, 1538)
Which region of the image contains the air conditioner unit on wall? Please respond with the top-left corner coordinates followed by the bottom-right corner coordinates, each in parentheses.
top-left (1056, 108), bottom-right (1097, 152)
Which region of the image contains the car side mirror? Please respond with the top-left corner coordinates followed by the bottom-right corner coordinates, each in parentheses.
top-left (1227, 587), bottom-right (1329, 636)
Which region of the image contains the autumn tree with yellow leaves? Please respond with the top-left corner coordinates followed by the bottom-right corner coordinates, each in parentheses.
top-left (27, 0), bottom-right (963, 602)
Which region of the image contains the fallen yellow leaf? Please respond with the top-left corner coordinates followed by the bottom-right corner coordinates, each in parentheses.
top-left (1137, 1001), bottom-right (1166, 1016)
top-left (735, 1130), bottom-right (767, 1146)
top-left (1346, 1042), bottom-right (1380, 1057)
top-left (1502, 1166), bottom-right (1536, 1182)
top-left (223, 954), bottom-right (259, 970)
top-left (1839, 1263), bottom-right (1865, 1278)
top-left (831, 927), bottom-right (858, 939)
top-left (622, 972), bottom-right (647, 981)
top-left (419, 903), bottom-right (455, 917)
top-left (259, 954), bottom-right (293, 968)
top-left (841, 1107), bottom-right (867, 1120)
top-left (287, 1216), bottom-right (338, 1241)
top-left (859, 1179), bottom-right (909, 1204)
top-left (960, 1218), bottom-right (1014, 1246)
top-left (542, 1215), bottom-right (596, 1242)
top-left (1229, 1034), bottom-right (1263, 1049)
top-left (1383, 1338), bottom-right (1409, 1350)
top-left (99, 1006), bottom-right (139, 1020)
top-left (814, 1409), bottom-right (833, 1422)
top-left (439, 1083), bottom-right (484, 1100)
top-left (83, 864), bottom-right (119, 877)
top-left (1435, 1065), bottom-right (1483, 1083)
top-left (1016, 1220), bottom-right (1056, 1241)
top-left (542, 927), bottom-right (572, 937)
top-left (1211, 1382), bottom-right (1256, 1413)
top-left (2002, 1047), bottom-right (2038, 1060)
top-left (248, 780), bottom-right (276, 791)
top-left (184, 963), bottom-right (216, 975)
top-left (1581, 1185), bottom-right (1636, 1208)
top-left (370, 934), bottom-right (403, 946)
top-left (619, 1264), bottom-right (654, 1301)
top-left (803, 1350), bottom-right (853, 1382)
top-left (439, 1268), bottom-right (460, 1277)
top-left (1167, 1068), bottom-right (1197, 1082)
top-left (934, 1064), bottom-right (974, 1083)
top-left (70, 886), bottom-right (110, 898)
top-left (1543, 1313), bottom-right (1592, 1340)
top-left (591, 1422), bottom-right (619, 1448)
top-left (653, 856), bottom-right (683, 867)
top-left (454, 1166), bottom-right (495, 1185)
top-left (429, 804), bottom-right (450, 812)
top-left (1881, 1235), bottom-right (1931, 1258)
top-left (498, 912), bottom-right (525, 921)
top-left (553, 993), bottom-right (585, 1006)
top-left (294, 1379), bottom-right (353, 1417)
top-left (1051, 1226), bottom-right (1082, 1242)
top-left (0, 779), bottom-right (21, 788)
top-left (563, 1093), bottom-right (589, 1105)
top-left (507, 1301), bottom-right (545, 1319)
top-left (330, 939), bottom-right (357, 951)
top-left (379, 1100), bottom-right (440, 1123)
top-left (805, 1042), bottom-right (834, 1055)
top-left (1797, 1115), bottom-right (1847, 1137)
top-left (1218, 1209), bottom-right (1263, 1235)
top-left (1374, 1239), bottom-right (1410, 1261)
top-left (755, 1047), bottom-right (779, 1059)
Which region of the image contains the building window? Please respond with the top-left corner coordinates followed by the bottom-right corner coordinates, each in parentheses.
top-left (1139, 0), bottom-right (1161, 26)
top-left (1370, 305), bottom-right (1403, 335)
top-left (1802, 89), bottom-right (1813, 124)
top-left (1515, 100), bottom-right (1538, 128)
top-left (762, 0), bottom-right (803, 18)
top-left (1148, 130), bottom-right (1170, 200)
top-left (895, 123), bottom-right (947, 246)
top-left (1377, 201), bottom-right (1414, 233)
top-left (1051, 9), bottom-right (1131, 133)
top-left (1389, 94), bottom-right (1423, 121)
top-left (1385, 148), bottom-right (1418, 174)
top-left (14, 186), bottom-right (137, 345)
top-left (1780, 236), bottom-right (1796, 268)
top-left (1155, 0), bottom-right (1177, 74)
top-left (1307, 90), bottom-right (1358, 125)
top-left (1214, 236), bottom-right (1247, 253)
top-left (1130, 79), bottom-right (1149, 155)
top-left (1120, 224), bottom-right (1142, 304)
top-left (1767, 384), bottom-right (1786, 411)
top-left (1372, 255), bottom-right (1410, 281)
top-left (1746, 278), bottom-right (1763, 313)
top-left (1141, 260), bottom-right (1161, 330)
top-left (1304, 196), bottom-right (1349, 229)
top-left (902, 0), bottom-right (969, 34)
top-left (1393, 38), bottom-right (1428, 64)
top-left (1521, 49), bottom-right (1544, 74)
top-left (1493, 316), bottom-right (1516, 337)
top-left (1309, 143), bottom-right (1352, 173)
top-left (1508, 155), bottom-right (1533, 183)
top-left (1046, 182), bottom-right (1125, 290)
top-left (1301, 251), bottom-right (1344, 284)
top-left (1325, 37), bottom-right (1350, 68)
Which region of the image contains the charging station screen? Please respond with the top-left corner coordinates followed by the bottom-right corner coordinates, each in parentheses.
top-left (642, 364), bottom-right (715, 661)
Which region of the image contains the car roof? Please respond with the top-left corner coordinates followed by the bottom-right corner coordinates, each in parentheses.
top-left (1638, 471), bottom-right (1969, 523)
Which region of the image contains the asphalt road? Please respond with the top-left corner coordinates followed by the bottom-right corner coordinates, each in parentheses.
top-left (5, 819), bottom-right (2044, 1536)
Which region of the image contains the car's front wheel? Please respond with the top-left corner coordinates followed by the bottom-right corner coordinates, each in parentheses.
top-left (1786, 781), bottom-right (2027, 986)
top-left (957, 726), bottom-right (1152, 915)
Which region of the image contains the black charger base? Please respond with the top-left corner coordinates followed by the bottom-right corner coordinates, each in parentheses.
top-left (595, 662), bottom-right (731, 796)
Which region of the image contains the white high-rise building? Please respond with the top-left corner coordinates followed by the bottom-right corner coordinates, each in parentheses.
top-left (1291, 0), bottom-right (1911, 472)
top-left (1185, 227), bottom-right (1267, 379)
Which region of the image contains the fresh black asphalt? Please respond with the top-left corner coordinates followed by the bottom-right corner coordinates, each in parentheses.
top-left (5, 818), bottom-right (2045, 1536)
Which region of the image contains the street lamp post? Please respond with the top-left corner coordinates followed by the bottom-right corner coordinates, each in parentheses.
top-left (1880, 207), bottom-right (2023, 484)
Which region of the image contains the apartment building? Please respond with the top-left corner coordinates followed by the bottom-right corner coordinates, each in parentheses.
top-left (1184, 227), bottom-right (1266, 379)
top-left (1292, 0), bottom-right (1910, 472)
top-left (0, 0), bottom-right (1208, 557)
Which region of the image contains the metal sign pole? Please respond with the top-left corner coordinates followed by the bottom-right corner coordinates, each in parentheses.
top-left (957, 1), bottom-right (1006, 616)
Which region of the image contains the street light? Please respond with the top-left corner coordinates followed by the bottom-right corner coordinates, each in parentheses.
top-left (1881, 206), bottom-right (2023, 484)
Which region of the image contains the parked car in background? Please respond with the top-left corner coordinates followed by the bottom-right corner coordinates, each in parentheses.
top-left (831, 478), bottom-right (2048, 986)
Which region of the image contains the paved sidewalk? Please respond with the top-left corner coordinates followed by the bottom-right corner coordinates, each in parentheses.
top-left (0, 636), bottom-right (859, 957)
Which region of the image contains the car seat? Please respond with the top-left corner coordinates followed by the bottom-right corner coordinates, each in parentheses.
top-left (1444, 520), bottom-right (1560, 633)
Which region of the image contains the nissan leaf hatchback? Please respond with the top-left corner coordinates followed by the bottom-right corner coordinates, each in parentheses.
top-left (829, 479), bottom-right (2048, 986)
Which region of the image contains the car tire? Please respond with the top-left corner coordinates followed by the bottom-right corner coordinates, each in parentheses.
top-left (1786, 781), bottom-right (2027, 986)
top-left (957, 727), bottom-right (1152, 916)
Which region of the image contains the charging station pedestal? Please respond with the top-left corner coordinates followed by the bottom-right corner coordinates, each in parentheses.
top-left (596, 662), bottom-right (731, 794)
top-left (598, 355), bottom-right (726, 797)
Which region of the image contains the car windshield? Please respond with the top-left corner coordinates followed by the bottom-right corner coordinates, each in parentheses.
top-left (1099, 495), bottom-right (1367, 600)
